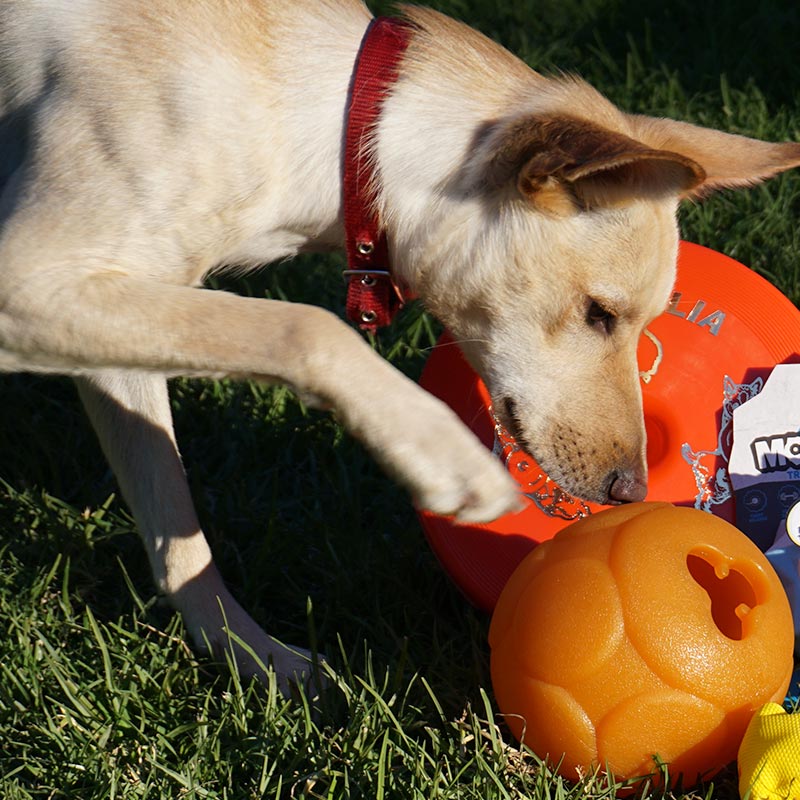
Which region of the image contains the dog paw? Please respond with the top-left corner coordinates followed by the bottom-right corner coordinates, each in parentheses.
top-left (412, 440), bottom-right (522, 523)
top-left (178, 585), bottom-right (325, 698)
top-left (232, 635), bottom-right (326, 700)
top-left (374, 388), bottom-right (522, 523)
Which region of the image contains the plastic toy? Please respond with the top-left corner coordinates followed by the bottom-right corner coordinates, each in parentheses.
top-left (489, 502), bottom-right (794, 786)
top-left (738, 702), bottom-right (800, 800)
top-left (419, 242), bottom-right (800, 612)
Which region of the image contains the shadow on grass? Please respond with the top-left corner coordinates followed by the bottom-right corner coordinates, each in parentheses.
top-left (0, 356), bottom-right (493, 713)
top-left (375, 0), bottom-right (800, 105)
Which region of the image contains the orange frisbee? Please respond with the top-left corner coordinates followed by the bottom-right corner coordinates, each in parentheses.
top-left (418, 242), bottom-right (800, 612)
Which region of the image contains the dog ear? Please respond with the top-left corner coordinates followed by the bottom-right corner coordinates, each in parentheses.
top-left (627, 115), bottom-right (800, 197)
top-left (484, 115), bottom-right (705, 213)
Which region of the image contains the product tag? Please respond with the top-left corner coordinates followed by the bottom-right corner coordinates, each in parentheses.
top-left (729, 364), bottom-right (800, 551)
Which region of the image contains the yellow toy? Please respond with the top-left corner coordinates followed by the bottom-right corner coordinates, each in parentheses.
top-left (739, 703), bottom-right (800, 800)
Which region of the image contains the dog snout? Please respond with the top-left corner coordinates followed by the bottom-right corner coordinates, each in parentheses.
top-left (606, 469), bottom-right (647, 504)
top-left (493, 402), bottom-right (649, 505)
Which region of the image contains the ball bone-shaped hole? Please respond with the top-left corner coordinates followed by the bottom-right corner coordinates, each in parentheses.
top-left (686, 551), bottom-right (761, 641)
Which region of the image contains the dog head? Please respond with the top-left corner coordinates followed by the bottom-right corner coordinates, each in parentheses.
top-left (389, 78), bottom-right (800, 505)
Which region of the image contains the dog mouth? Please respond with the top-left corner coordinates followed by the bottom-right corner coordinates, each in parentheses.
top-left (497, 395), bottom-right (583, 494)
top-left (495, 396), bottom-right (630, 506)
top-left (492, 397), bottom-right (595, 516)
top-left (499, 397), bottom-right (530, 450)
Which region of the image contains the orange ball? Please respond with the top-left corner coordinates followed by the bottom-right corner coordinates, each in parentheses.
top-left (489, 502), bottom-right (794, 787)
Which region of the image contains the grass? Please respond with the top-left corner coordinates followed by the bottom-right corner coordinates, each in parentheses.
top-left (2, 0), bottom-right (800, 797)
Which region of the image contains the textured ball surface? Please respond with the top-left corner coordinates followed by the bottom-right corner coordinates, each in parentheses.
top-left (489, 502), bottom-right (794, 786)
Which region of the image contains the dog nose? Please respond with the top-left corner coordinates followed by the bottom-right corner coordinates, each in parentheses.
top-left (607, 471), bottom-right (647, 504)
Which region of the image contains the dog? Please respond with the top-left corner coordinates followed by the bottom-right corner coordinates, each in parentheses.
top-left (1, 0), bottom-right (799, 693)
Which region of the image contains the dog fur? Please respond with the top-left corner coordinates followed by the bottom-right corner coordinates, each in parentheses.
top-left (2, 0), bottom-right (799, 690)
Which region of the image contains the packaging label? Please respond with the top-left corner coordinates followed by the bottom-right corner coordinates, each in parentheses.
top-left (786, 502), bottom-right (800, 548)
top-left (729, 364), bottom-right (800, 550)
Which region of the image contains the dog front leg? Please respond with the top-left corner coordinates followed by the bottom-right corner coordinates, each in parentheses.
top-left (9, 273), bottom-right (519, 524)
top-left (3, 270), bottom-right (519, 692)
top-left (74, 370), bottom-right (316, 693)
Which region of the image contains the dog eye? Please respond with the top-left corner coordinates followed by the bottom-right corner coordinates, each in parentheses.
top-left (586, 300), bottom-right (616, 334)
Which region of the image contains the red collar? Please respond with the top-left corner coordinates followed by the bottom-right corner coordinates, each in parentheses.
top-left (343, 16), bottom-right (413, 332)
